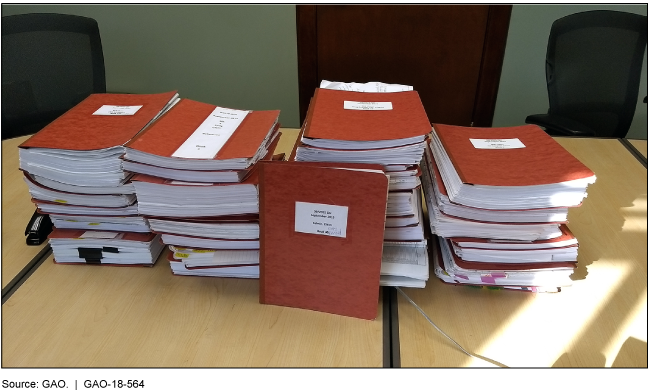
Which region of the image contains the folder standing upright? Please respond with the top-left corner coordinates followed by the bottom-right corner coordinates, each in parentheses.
top-left (259, 161), bottom-right (389, 320)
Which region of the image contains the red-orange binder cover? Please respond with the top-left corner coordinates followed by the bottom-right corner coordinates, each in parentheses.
top-left (445, 238), bottom-right (576, 271)
top-left (432, 123), bottom-right (595, 187)
top-left (48, 228), bottom-right (156, 242)
top-left (20, 91), bottom-right (178, 150)
top-left (303, 88), bottom-right (431, 141)
top-left (450, 224), bottom-right (577, 248)
top-left (259, 161), bottom-right (389, 320)
top-left (424, 142), bottom-right (573, 215)
top-left (124, 99), bottom-right (280, 160)
top-left (166, 251), bottom-right (259, 269)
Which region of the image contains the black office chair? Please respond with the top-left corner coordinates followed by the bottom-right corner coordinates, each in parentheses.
top-left (2, 13), bottom-right (106, 140)
top-left (525, 10), bottom-right (647, 138)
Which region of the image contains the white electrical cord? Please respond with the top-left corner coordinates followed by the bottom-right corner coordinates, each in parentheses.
top-left (396, 287), bottom-right (509, 368)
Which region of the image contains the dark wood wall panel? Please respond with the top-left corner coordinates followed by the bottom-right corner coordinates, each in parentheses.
top-left (472, 5), bottom-right (513, 126)
top-left (296, 5), bottom-right (512, 128)
top-left (296, 4), bottom-right (318, 127)
top-left (316, 5), bottom-right (487, 127)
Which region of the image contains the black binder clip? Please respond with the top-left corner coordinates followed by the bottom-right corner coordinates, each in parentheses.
top-left (25, 210), bottom-right (53, 246)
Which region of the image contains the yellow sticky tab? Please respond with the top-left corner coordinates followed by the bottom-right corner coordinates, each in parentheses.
top-left (54, 199), bottom-right (68, 203)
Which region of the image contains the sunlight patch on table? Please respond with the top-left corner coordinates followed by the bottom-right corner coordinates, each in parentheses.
top-left (603, 288), bottom-right (647, 367)
top-left (463, 259), bottom-right (631, 367)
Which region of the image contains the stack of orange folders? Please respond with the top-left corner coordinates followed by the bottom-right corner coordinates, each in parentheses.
top-left (19, 91), bottom-right (179, 265)
top-left (293, 87), bottom-right (431, 288)
top-left (421, 123), bottom-right (596, 292)
top-left (122, 98), bottom-right (281, 278)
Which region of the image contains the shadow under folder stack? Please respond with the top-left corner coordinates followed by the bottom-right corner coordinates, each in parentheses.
top-left (421, 123), bottom-right (596, 292)
top-left (293, 87), bottom-right (431, 288)
top-left (18, 91), bottom-right (180, 266)
top-left (122, 98), bottom-right (281, 278)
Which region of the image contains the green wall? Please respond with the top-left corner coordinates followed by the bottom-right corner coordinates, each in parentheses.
top-left (493, 4), bottom-right (648, 139)
top-left (1, 4), bottom-right (301, 128)
top-left (3, 4), bottom-right (647, 138)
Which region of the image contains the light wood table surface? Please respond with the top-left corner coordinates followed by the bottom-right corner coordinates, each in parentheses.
top-left (2, 128), bottom-right (385, 367)
top-left (627, 139), bottom-right (647, 159)
top-left (397, 137), bottom-right (647, 367)
top-left (1, 135), bottom-right (48, 289)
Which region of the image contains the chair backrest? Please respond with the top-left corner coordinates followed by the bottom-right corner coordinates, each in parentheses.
top-left (2, 13), bottom-right (106, 140)
top-left (545, 10), bottom-right (647, 138)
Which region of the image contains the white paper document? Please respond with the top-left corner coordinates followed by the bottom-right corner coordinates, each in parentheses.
top-left (80, 231), bottom-right (121, 239)
top-left (320, 80), bottom-right (413, 92)
top-left (172, 107), bottom-right (249, 159)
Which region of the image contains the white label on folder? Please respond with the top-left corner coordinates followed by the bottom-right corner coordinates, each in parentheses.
top-left (80, 231), bottom-right (119, 239)
top-left (295, 201), bottom-right (348, 238)
top-left (171, 107), bottom-right (249, 159)
top-left (343, 101), bottom-right (393, 111)
top-left (93, 105), bottom-right (142, 115)
top-left (470, 138), bottom-right (525, 149)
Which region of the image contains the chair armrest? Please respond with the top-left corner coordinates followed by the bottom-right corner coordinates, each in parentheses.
top-left (525, 114), bottom-right (596, 137)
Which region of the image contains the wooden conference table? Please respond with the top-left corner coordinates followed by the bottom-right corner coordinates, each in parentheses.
top-left (2, 130), bottom-right (647, 367)
top-left (1, 135), bottom-right (49, 289)
top-left (628, 139), bottom-right (647, 159)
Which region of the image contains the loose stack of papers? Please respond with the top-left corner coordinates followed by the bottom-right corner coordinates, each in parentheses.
top-left (168, 247), bottom-right (259, 278)
top-left (49, 229), bottom-right (165, 266)
top-left (130, 174), bottom-right (260, 218)
top-left (122, 98), bottom-right (280, 277)
top-left (147, 216), bottom-right (259, 241)
top-left (18, 92), bottom-right (179, 265)
top-left (48, 214), bottom-right (150, 233)
top-left (422, 123), bottom-right (596, 291)
top-left (293, 84), bottom-right (432, 288)
top-left (319, 79), bottom-right (414, 93)
top-left (379, 241), bottom-right (429, 288)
